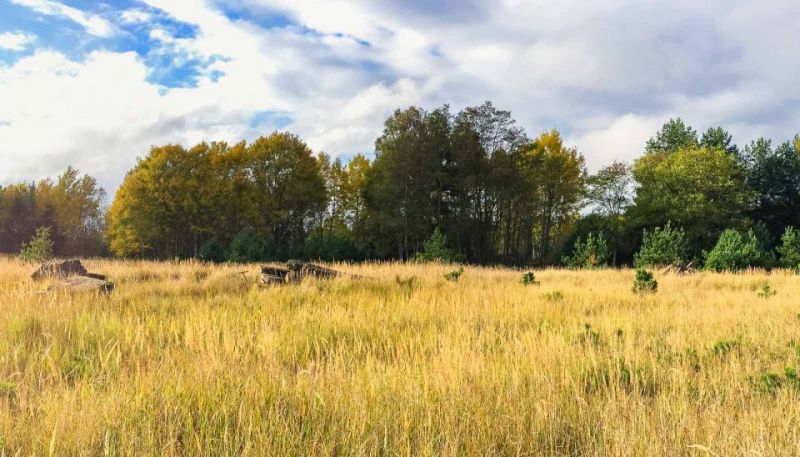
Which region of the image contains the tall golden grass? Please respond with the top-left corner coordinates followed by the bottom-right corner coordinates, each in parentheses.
top-left (1, 256), bottom-right (799, 456)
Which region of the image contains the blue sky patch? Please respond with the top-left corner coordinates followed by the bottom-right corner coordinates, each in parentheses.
top-left (0, 0), bottom-right (213, 88)
top-left (215, 2), bottom-right (294, 30)
top-left (249, 111), bottom-right (294, 130)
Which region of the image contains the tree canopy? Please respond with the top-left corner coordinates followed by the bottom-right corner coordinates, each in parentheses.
top-left (631, 146), bottom-right (754, 253)
top-left (4, 110), bottom-right (800, 270)
top-left (0, 167), bottom-right (105, 257)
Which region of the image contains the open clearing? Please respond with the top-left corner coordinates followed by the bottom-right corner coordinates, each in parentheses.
top-left (1, 258), bottom-right (799, 455)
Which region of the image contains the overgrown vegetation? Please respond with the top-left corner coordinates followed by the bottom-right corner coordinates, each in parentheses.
top-left (704, 229), bottom-right (767, 272)
top-left (777, 226), bottom-right (800, 270)
top-left (634, 222), bottom-right (688, 268)
top-left (0, 259), bottom-right (798, 454)
top-left (18, 227), bottom-right (53, 263)
top-left (3, 115), bottom-right (800, 270)
top-left (757, 281), bottom-right (776, 298)
top-left (521, 271), bottom-right (539, 285)
top-left (562, 232), bottom-right (609, 269)
top-left (1, 167), bottom-right (105, 257)
top-left (632, 268), bottom-right (657, 293)
top-left (443, 267), bottom-right (464, 281)
top-left (415, 229), bottom-right (458, 263)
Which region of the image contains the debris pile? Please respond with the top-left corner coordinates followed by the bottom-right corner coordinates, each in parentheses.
top-left (260, 260), bottom-right (346, 286)
top-left (661, 261), bottom-right (695, 275)
top-left (31, 259), bottom-right (87, 281)
top-left (31, 259), bottom-right (114, 293)
top-left (47, 276), bottom-right (115, 294)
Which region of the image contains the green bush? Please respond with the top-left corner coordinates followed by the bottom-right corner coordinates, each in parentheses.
top-left (521, 271), bottom-right (539, 286)
top-left (444, 267), bottom-right (464, 282)
top-left (562, 232), bottom-right (609, 269)
top-left (777, 226), bottom-right (800, 270)
top-left (757, 281), bottom-right (776, 298)
top-left (227, 230), bottom-right (267, 263)
top-left (198, 238), bottom-right (227, 263)
top-left (712, 337), bottom-right (741, 356)
top-left (632, 268), bottom-right (657, 293)
top-left (704, 229), bottom-right (767, 272)
top-left (634, 222), bottom-right (688, 268)
top-left (757, 367), bottom-right (800, 395)
top-left (415, 228), bottom-right (458, 263)
top-left (19, 227), bottom-right (54, 264)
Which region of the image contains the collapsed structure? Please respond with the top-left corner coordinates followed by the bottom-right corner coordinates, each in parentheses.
top-left (30, 259), bottom-right (352, 292)
top-left (260, 260), bottom-right (345, 285)
top-left (31, 259), bottom-right (114, 293)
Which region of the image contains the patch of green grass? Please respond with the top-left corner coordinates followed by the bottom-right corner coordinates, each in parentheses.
top-left (444, 267), bottom-right (464, 282)
top-left (757, 281), bottom-right (776, 298)
top-left (712, 337), bottom-right (741, 357)
top-left (756, 367), bottom-right (800, 395)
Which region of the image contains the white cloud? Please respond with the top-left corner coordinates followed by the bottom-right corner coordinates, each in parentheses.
top-left (0, 31), bottom-right (36, 51)
top-left (148, 28), bottom-right (173, 43)
top-left (2, 0), bottom-right (800, 192)
top-left (9, 0), bottom-right (115, 37)
top-left (567, 115), bottom-right (664, 171)
top-left (119, 9), bottom-right (152, 24)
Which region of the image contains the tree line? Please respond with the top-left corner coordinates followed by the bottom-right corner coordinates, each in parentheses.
top-left (2, 101), bottom-right (799, 268)
top-left (104, 102), bottom-right (585, 265)
top-left (0, 167), bottom-right (106, 257)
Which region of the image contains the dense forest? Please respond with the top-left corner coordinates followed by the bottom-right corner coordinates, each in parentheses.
top-left (2, 101), bottom-right (800, 268)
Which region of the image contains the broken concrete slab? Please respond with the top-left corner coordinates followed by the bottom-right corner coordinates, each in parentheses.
top-left (286, 260), bottom-right (341, 279)
top-left (259, 261), bottom-right (354, 286)
top-left (47, 276), bottom-right (114, 294)
top-left (31, 259), bottom-right (87, 281)
top-left (31, 259), bottom-right (114, 294)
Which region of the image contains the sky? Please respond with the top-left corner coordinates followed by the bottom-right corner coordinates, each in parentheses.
top-left (1, 0), bottom-right (799, 193)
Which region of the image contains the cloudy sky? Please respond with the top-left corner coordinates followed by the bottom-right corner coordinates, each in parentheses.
top-left (1, 0), bottom-right (799, 193)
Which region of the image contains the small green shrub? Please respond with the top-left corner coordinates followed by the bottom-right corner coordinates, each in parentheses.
top-left (704, 229), bottom-right (767, 272)
top-left (634, 222), bottom-right (688, 268)
top-left (415, 228), bottom-right (458, 263)
top-left (757, 281), bottom-right (776, 298)
top-left (521, 271), bottom-right (539, 285)
top-left (712, 337), bottom-right (740, 356)
top-left (632, 268), bottom-right (657, 293)
top-left (759, 372), bottom-right (782, 395)
top-left (562, 232), bottom-right (610, 269)
top-left (444, 267), bottom-right (464, 282)
top-left (19, 226), bottom-right (54, 264)
top-left (777, 226), bottom-right (800, 271)
top-left (784, 366), bottom-right (799, 382)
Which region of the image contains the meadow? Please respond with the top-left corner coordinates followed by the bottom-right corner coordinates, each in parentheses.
top-left (1, 257), bottom-right (800, 456)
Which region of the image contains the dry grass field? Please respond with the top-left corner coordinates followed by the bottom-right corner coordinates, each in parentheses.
top-left (1, 257), bottom-right (800, 456)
